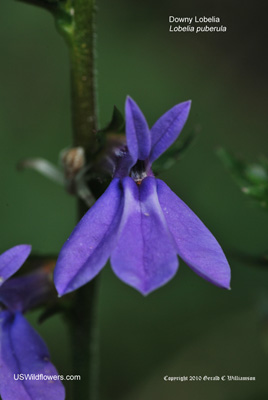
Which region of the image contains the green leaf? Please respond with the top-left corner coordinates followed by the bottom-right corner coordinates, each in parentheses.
top-left (218, 148), bottom-right (268, 209)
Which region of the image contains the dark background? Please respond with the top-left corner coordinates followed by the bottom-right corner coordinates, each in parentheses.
top-left (0, 1), bottom-right (268, 399)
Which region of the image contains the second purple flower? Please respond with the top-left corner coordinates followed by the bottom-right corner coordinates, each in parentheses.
top-left (54, 97), bottom-right (231, 295)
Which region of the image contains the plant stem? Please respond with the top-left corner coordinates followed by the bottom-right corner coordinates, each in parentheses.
top-left (67, 0), bottom-right (98, 154)
top-left (59, 1), bottom-right (100, 399)
top-left (18, 1), bottom-right (100, 397)
top-left (68, 272), bottom-right (100, 400)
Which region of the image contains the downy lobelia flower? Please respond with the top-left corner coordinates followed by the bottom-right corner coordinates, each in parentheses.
top-left (54, 97), bottom-right (231, 296)
top-left (0, 245), bottom-right (65, 400)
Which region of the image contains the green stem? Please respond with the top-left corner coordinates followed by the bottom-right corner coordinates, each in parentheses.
top-left (18, 1), bottom-right (100, 398)
top-left (68, 273), bottom-right (100, 400)
top-left (70, 1), bottom-right (98, 154)
top-left (19, 0), bottom-right (98, 152)
top-left (56, 0), bottom-right (98, 154)
top-left (57, 1), bottom-right (100, 399)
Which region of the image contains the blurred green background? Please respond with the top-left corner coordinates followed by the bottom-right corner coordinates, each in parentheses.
top-left (1, 1), bottom-right (268, 399)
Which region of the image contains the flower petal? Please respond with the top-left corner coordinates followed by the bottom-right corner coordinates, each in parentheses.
top-left (125, 96), bottom-right (151, 162)
top-left (0, 245), bottom-right (31, 286)
top-left (111, 177), bottom-right (178, 295)
top-left (157, 179), bottom-right (231, 289)
top-left (113, 148), bottom-right (134, 178)
top-left (0, 311), bottom-right (65, 400)
top-left (54, 179), bottom-right (123, 295)
top-left (0, 269), bottom-right (53, 313)
top-left (149, 101), bottom-right (191, 163)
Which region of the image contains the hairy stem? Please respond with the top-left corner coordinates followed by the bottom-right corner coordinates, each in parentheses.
top-left (62, 0), bottom-right (98, 154)
top-left (68, 271), bottom-right (100, 400)
top-left (18, 1), bottom-right (100, 398)
top-left (58, 1), bottom-right (100, 399)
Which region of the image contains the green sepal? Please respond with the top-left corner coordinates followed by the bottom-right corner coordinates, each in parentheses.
top-left (98, 106), bottom-right (125, 136)
top-left (38, 303), bottom-right (67, 324)
top-left (95, 106), bottom-right (125, 154)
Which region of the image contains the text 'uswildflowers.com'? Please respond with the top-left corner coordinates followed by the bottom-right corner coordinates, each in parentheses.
top-left (13, 374), bottom-right (81, 381)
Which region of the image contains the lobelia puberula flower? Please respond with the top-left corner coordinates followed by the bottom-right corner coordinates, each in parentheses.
top-left (54, 97), bottom-right (231, 296)
top-left (0, 245), bottom-right (65, 400)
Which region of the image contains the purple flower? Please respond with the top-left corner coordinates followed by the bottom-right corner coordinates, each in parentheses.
top-left (54, 97), bottom-right (231, 296)
top-left (0, 245), bottom-right (65, 400)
